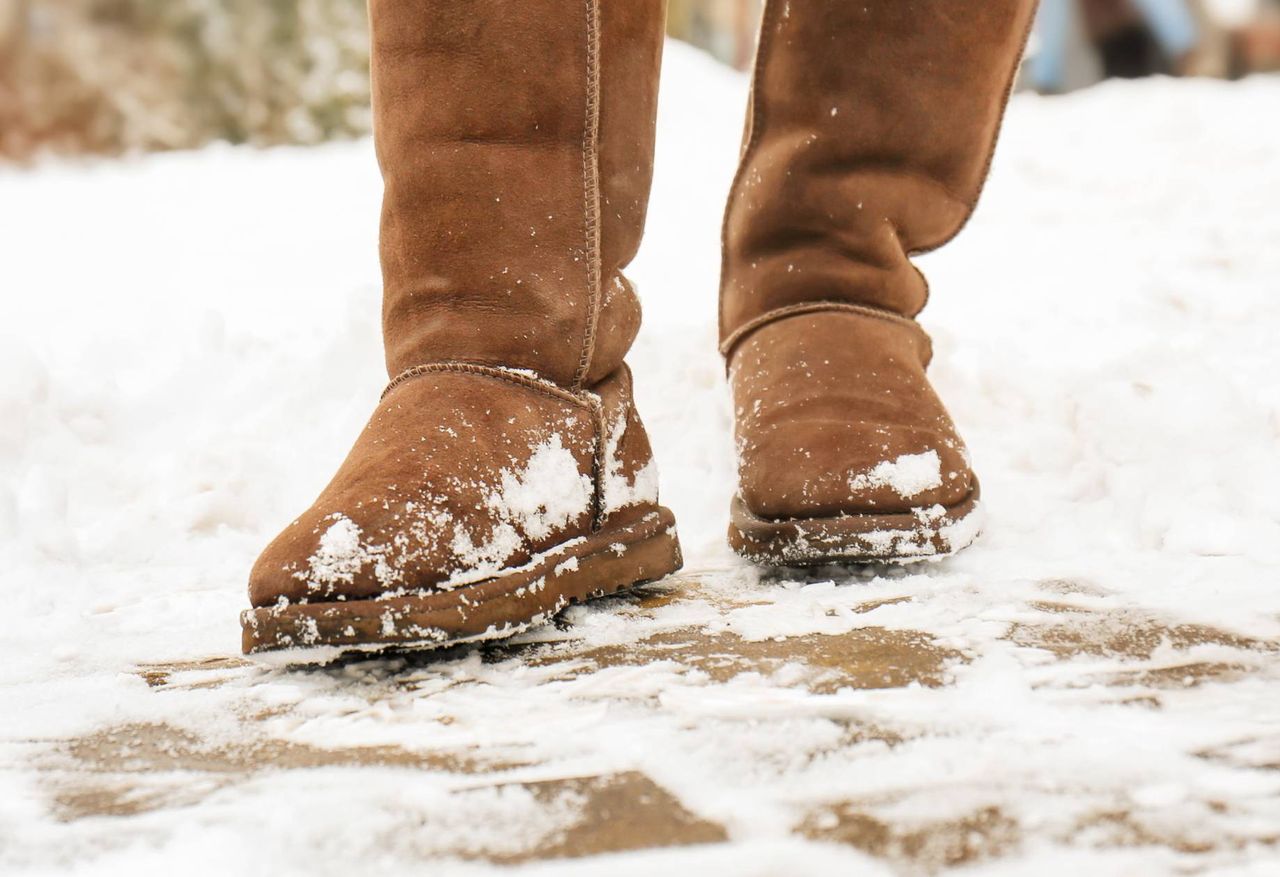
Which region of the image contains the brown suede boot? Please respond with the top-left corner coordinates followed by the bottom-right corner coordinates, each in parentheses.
top-left (242, 1), bottom-right (680, 654)
top-left (721, 0), bottom-right (1037, 565)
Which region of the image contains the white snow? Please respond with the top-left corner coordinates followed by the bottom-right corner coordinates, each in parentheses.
top-left (847, 450), bottom-right (944, 499)
top-left (445, 520), bottom-right (523, 587)
top-left (486, 434), bottom-right (593, 541)
top-left (600, 411), bottom-right (661, 514)
top-left (2, 41), bottom-right (1279, 875)
top-left (298, 514), bottom-right (367, 592)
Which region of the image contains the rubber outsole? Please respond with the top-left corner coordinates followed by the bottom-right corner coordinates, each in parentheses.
top-left (240, 507), bottom-right (682, 658)
top-left (727, 484), bottom-right (983, 567)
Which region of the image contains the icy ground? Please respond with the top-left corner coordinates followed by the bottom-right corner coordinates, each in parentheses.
top-left (3, 42), bottom-right (1280, 875)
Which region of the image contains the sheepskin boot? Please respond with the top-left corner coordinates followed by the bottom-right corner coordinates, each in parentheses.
top-left (242, 0), bottom-right (679, 653)
top-left (721, 0), bottom-right (1037, 564)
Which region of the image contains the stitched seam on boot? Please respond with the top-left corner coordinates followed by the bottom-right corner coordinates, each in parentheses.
top-left (717, 0), bottom-right (777, 346)
top-left (573, 0), bottom-right (603, 391)
top-left (719, 301), bottom-right (933, 360)
top-left (585, 392), bottom-right (608, 532)
top-left (383, 362), bottom-right (592, 411)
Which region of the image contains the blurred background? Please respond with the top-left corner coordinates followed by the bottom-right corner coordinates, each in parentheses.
top-left (2, 0), bottom-right (1279, 162)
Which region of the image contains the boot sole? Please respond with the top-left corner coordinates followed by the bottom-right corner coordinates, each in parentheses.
top-left (727, 484), bottom-right (982, 567)
top-left (240, 507), bottom-right (682, 659)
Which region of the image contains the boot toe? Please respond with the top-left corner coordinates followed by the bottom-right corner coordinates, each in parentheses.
top-left (248, 370), bottom-right (598, 609)
top-left (737, 420), bottom-right (973, 520)
top-left (729, 311), bottom-right (976, 523)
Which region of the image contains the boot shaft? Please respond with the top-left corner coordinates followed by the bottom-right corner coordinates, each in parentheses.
top-left (720, 0), bottom-right (1037, 351)
top-left (370, 0), bottom-right (666, 389)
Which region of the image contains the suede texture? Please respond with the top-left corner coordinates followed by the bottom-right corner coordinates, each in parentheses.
top-left (247, 1), bottom-right (675, 629)
top-left (722, 0), bottom-right (1036, 550)
top-left (730, 313), bottom-right (972, 520)
top-left (722, 0), bottom-right (1038, 332)
top-left (372, 0), bottom-right (663, 389)
top-left (249, 366), bottom-right (661, 609)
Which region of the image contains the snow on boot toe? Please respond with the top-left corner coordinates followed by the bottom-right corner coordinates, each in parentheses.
top-left (249, 369), bottom-right (599, 609)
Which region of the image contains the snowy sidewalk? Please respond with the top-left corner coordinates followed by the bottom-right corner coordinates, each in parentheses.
top-left (2, 44), bottom-right (1279, 875)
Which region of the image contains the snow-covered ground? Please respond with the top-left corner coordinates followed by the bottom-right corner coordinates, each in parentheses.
top-left (2, 42), bottom-right (1279, 876)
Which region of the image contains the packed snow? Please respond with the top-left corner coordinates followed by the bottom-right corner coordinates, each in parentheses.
top-left (848, 451), bottom-right (945, 500)
top-left (2, 41), bottom-right (1279, 875)
top-left (601, 413), bottom-right (661, 514)
top-left (303, 514), bottom-right (367, 591)
top-left (488, 435), bottom-right (593, 543)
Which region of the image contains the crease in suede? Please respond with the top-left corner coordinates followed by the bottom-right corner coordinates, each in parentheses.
top-left (719, 0), bottom-right (1040, 337)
